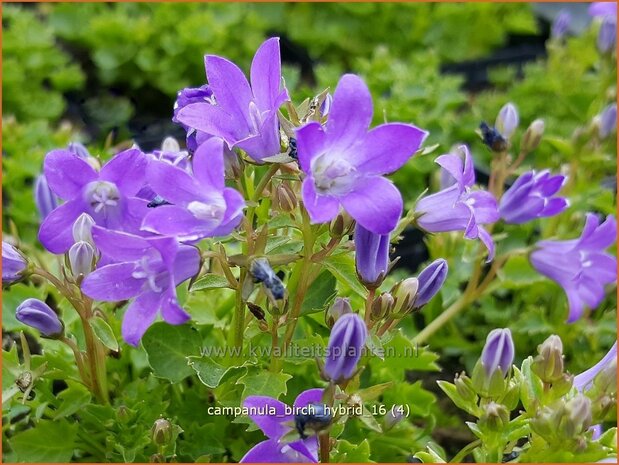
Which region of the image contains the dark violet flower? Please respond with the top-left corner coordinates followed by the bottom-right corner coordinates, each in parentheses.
top-left (598, 103), bottom-right (617, 139)
top-left (241, 389), bottom-right (322, 463)
top-left (589, 2), bottom-right (617, 19)
top-left (81, 226), bottom-right (200, 346)
top-left (499, 170), bottom-right (568, 224)
top-left (176, 38), bottom-right (289, 162)
top-left (324, 312), bottom-right (368, 383)
top-left (415, 146), bottom-right (500, 261)
top-left (573, 342), bottom-right (617, 391)
top-left (16, 298), bottom-right (63, 337)
top-left (34, 174), bottom-right (59, 220)
top-left (38, 148), bottom-right (150, 254)
top-left (530, 214), bottom-right (617, 322)
top-left (480, 328), bottom-right (515, 378)
top-left (296, 74), bottom-right (427, 235)
top-left (354, 223), bottom-right (390, 287)
top-left (495, 103), bottom-right (519, 139)
top-left (597, 16), bottom-right (617, 54)
top-left (552, 10), bottom-right (572, 39)
top-left (2, 241), bottom-right (27, 285)
top-left (414, 258), bottom-right (448, 308)
top-left (141, 138), bottom-right (245, 242)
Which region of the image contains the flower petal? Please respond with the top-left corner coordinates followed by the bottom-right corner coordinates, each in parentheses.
top-left (477, 226), bottom-right (496, 262)
top-left (160, 288), bottom-right (191, 325)
top-left (38, 199), bottom-right (84, 254)
top-left (341, 176), bottom-right (402, 234)
top-left (146, 159), bottom-right (202, 204)
top-left (192, 137), bottom-right (225, 191)
top-left (141, 205), bottom-right (205, 240)
top-left (468, 190), bottom-right (500, 224)
top-left (250, 38), bottom-right (287, 113)
top-left (240, 440), bottom-right (299, 463)
top-left (301, 178), bottom-right (340, 224)
top-left (235, 110), bottom-right (281, 161)
top-left (243, 396), bottom-right (292, 439)
top-left (293, 388), bottom-right (323, 409)
top-left (81, 262), bottom-right (143, 301)
top-left (296, 122), bottom-right (327, 174)
top-left (209, 188), bottom-right (246, 237)
top-left (174, 245), bottom-right (202, 285)
top-left (353, 123), bottom-right (428, 174)
top-left (99, 148), bottom-right (148, 195)
top-left (91, 226), bottom-right (151, 262)
top-left (122, 292), bottom-right (160, 347)
top-left (176, 102), bottom-right (242, 146)
top-left (44, 149), bottom-right (97, 200)
top-left (205, 54), bottom-right (253, 125)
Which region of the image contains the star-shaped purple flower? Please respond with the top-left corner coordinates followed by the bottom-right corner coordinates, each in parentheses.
top-left (530, 213), bottom-right (617, 322)
top-left (81, 226), bottom-right (200, 346)
top-left (38, 148), bottom-right (150, 254)
top-left (241, 389), bottom-right (322, 463)
top-left (415, 146), bottom-right (499, 261)
top-left (296, 74), bottom-right (428, 235)
top-left (141, 138), bottom-right (245, 242)
top-left (175, 38), bottom-right (289, 162)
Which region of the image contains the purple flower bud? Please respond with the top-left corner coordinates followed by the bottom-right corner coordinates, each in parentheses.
top-left (324, 313), bottom-right (367, 383)
top-left (481, 328), bottom-right (515, 378)
top-left (552, 10), bottom-right (571, 39)
top-left (16, 298), bottom-right (63, 337)
top-left (354, 224), bottom-right (390, 287)
top-left (499, 170), bottom-right (568, 224)
top-left (72, 213), bottom-right (95, 244)
top-left (414, 259), bottom-right (448, 308)
top-left (589, 2), bottom-right (617, 18)
top-left (597, 16), bottom-right (616, 54)
top-left (2, 241), bottom-right (27, 285)
top-left (69, 241), bottom-right (96, 277)
top-left (495, 103), bottom-right (519, 139)
top-left (326, 297), bottom-right (352, 327)
top-left (320, 93), bottom-right (332, 117)
top-left (599, 103), bottom-right (617, 139)
top-left (67, 142), bottom-right (91, 159)
top-left (33, 175), bottom-right (59, 220)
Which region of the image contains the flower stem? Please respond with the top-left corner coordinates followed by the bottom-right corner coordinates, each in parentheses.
top-left (364, 288), bottom-right (376, 325)
top-left (319, 433), bottom-right (330, 463)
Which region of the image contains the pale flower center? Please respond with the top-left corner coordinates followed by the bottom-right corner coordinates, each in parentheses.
top-left (312, 155), bottom-right (356, 195)
top-left (187, 201), bottom-right (225, 222)
top-left (131, 256), bottom-right (163, 293)
top-left (85, 181), bottom-right (120, 214)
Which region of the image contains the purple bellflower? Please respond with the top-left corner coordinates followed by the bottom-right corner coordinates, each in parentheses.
top-left (16, 298), bottom-right (63, 337)
top-left (81, 226), bottom-right (200, 346)
top-left (176, 38), bottom-right (289, 162)
top-left (415, 146), bottom-right (500, 261)
top-left (573, 342), bottom-right (617, 391)
top-left (354, 224), bottom-right (390, 287)
top-left (241, 389), bottom-right (322, 463)
top-left (2, 241), bottom-right (27, 285)
top-left (499, 170), bottom-right (568, 224)
top-left (324, 312), bottom-right (368, 383)
top-left (38, 148), bottom-right (150, 254)
top-left (141, 138), bottom-right (245, 242)
top-left (34, 174), bottom-right (59, 220)
top-left (530, 214), bottom-right (617, 322)
top-left (296, 74), bottom-right (427, 235)
top-left (598, 16), bottom-right (617, 54)
top-left (414, 258), bottom-right (448, 308)
top-left (552, 10), bottom-right (572, 39)
top-left (589, 2), bottom-right (617, 19)
top-left (481, 328), bottom-right (515, 378)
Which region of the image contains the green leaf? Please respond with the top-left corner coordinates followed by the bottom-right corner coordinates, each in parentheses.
top-left (10, 419), bottom-right (78, 462)
top-left (332, 438), bottom-right (373, 462)
top-left (191, 273), bottom-right (232, 291)
top-left (323, 253), bottom-right (367, 298)
top-left (301, 270), bottom-right (337, 315)
top-left (188, 356), bottom-right (233, 388)
top-left (90, 316), bottom-right (119, 352)
top-left (237, 370), bottom-right (292, 399)
top-left (499, 255), bottom-right (544, 288)
top-left (54, 382), bottom-right (92, 419)
top-left (142, 323), bottom-right (202, 383)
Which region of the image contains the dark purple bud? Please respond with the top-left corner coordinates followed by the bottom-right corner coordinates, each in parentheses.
top-left (599, 103), bottom-right (617, 139)
top-left (2, 241), bottom-right (27, 285)
top-left (33, 175), bottom-right (59, 220)
top-left (16, 298), bottom-right (63, 337)
top-left (324, 313), bottom-right (367, 383)
top-left (552, 10), bottom-right (571, 39)
top-left (597, 16), bottom-right (617, 54)
top-left (495, 103), bottom-right (519, 139)
top-left (173, 85), bottom-right (214, 121)
top-left (481, 328), bottom-right (515, 378)
top-left (354, 224), bottom-right (390, 287)
top-left (68, 241), bottom-right (96, 277)
top-left (414, 259), bottom-right (448, 308)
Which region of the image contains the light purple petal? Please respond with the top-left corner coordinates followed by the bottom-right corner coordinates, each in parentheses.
top-left (160, 288), bottom-right (191, 325)
top-left (341, 176), bottom-right (402, 234)
top-left (288, 437), bottom-right (319, 463)
top-left (580, 214), bottom-right (616, 250)
top-left (301, 178), bottom-right (340, 224)
top-left (91, 225), bottom-right (151, 262)
top-left (468, 191), bottom-right (500, 224)
top-left (192, 138), bottom-right (225, 191)
top-left (540, 197), bottom-right (569, 217)
top-left (146, 159), bottom-right (203, 205)
top-left (574, 342), bottom-right (617, 390)
top-left (326, 74), bottom-right (373, 151)
top-left (296, 122), bottom-right (327, 174)
top-left (176, 102), bottom-right (242, 146)
top-left (122, 292), bottom-right (160, 347)
top-left (38, 199), bottom-right (84, 254)
top-left (209, 188), bottom-right (246, 236)
top-left (44, 149), bottom-right (97, 200)
top-left (566, 287), bottom-right (586, 323)
top-left (81, 262), bottom-right (143, 301)
top-left (477, 226), bottom-right (496, 262)
top-left (174, 245), bottom-right (202, 285)
top-left (99, 148), bottom-right (148, 195)
top-left (141, 205), bottom-right (205, 240)
top-left (250, 38), bottom-right (286, 113)
top-left (589, 2), bottom-right (617, 18)
top-left (243, 396), bottom-right (292, 439)
top-left (235, 110), bottom-right (281, 161)
top-left (240, 439), bottom-right (310, 463)
top-left (352, 123), bottom-right (428, 175)
top-left (205, 54), bottom-right (253, 125)
top-left (293, 388), bottom-right (324, 409)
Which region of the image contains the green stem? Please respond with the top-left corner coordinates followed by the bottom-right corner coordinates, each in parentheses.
top-left (364, 288), bottom-right (376, 325)
top-left (450, 439), bottom-right (481, 463)
top-left (232, 270), bottom-right (247, 360)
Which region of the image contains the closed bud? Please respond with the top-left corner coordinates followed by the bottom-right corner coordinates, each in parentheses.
top-left (67, 141), bottom-right (90, 159)
top-left (151, 418), bottom-right (173, 446)
top-left (224, 147), bottom-right (242, 179)
top-left (329, 212), bottom-right (353, 239)
top-left (495, 103), bottom-right (519, 139)
top-left (390, 278), bottom-right (419, 315)
top-left (16, 298), bottom-right (63, 337)
top-left (521, 119), bottom-right (545, 153)
top-left (72, 213), bottom-right (95, 244)
top-left (274, 183), bottom-right (297, 212)
top-left (384, 408), bottom-right (405, 430)
top-left (2, 241), bottom-right (27, 286)
top-left (324, 313), bottom-right (367, 383)
top-left (354, 224), bottom-right (390, 288)
top-left (597, 16), bottom-right (616, 54)
top-left (598, 103), bottom-right (617, 139)
top-left (532, 335), bottom-right (564, 383)
top-left (563, 394), bottom-right (592, 438)
top-left (454, 373), bottom-right (477, 405)
top-left (68, 241), bottom-right (96, 278)
top-left (479, 402), bottom-right (510, 431)
top-left (325, 297), bottom-right (352, 327)
top-left (481, 328), bottom-right (515, 379)
top-left (414, 259), bottom-right (448, 309)
top-left (371, 293), bottom-right (394, 321)
top-left (34, 175), bottom-right (59, 219)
